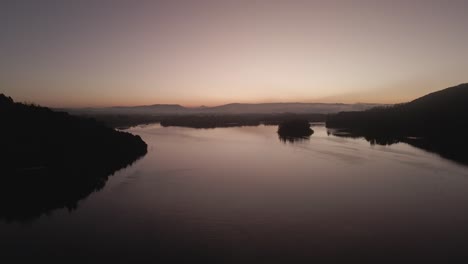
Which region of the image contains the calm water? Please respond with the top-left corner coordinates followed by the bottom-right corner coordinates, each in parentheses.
top-left (2, 124), bottom-right (468, 263)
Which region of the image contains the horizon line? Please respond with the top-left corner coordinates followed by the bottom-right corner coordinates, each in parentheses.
top-left (56, 101), bottom-right (388, 110)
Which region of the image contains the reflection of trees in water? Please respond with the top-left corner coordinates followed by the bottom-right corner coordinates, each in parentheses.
top-left (328, 129), bottom-right (468, 166)
top-left (278, 135), bottom-right (311, 144)
top-left (364, 136), bottom-right (401, 146)
top-left (0, 155), bottom-right (145, 223)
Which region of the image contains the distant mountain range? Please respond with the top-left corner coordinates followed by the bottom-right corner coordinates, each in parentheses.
top-left (62, 102), bottom-right (382, 115)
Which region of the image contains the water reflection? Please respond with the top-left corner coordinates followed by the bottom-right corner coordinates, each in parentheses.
top-left (2, 124), bottom-right (468, 263)
top-left (328, 128), bottom-right (468, 166)
top-left (278, 135), bottom-right (311, 143)
top-left (0, 154), bottom-right (146, 223)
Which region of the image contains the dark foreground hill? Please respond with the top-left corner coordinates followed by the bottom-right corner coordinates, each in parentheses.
top-left (0, 94), bottom-right (147, 222)
top-left (327, 83), bottom-right (468, 137)
top-left (326, 83), bottom-right (468, 164)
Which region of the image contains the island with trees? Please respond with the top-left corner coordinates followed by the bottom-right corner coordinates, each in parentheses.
top-left (277, 119), bottom-right (314, 142)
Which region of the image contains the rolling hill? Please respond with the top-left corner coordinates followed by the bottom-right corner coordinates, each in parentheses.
top-left (0, 94), bottom-right (147, 221)
top-left (326, 83), bottom-right (468, 138)
top-left (63, 102), bottom-right (381, 116)
top-left (326, 83), bottom-right (468, 164)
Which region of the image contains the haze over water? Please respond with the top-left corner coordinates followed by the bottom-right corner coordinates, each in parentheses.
top-left (2, 124), bottom-right (468, 262)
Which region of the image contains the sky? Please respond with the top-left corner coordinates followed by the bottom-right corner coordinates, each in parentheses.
top-left (1, 0), bottom-right (468, 107)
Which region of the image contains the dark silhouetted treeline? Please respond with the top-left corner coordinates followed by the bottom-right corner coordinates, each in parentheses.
top-left (327, 83), bottom-right (468, 138)
top-left (160, 113), bottom-right (326, 128)
top-left (326, 83), bottom-right (468, 164)
top-left (80, 114), bottom-right (167, 129)
top-left (72, 113), bottom-right (326, 129)
top-left (0, 94), bottom-right (147, 222)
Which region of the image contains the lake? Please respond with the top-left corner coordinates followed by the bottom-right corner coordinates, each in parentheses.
top-left (2, 124), bottom-right (468, 263)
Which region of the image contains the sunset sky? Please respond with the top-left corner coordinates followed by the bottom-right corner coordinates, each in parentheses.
top-left (1, 0), bottom-right (468, 107)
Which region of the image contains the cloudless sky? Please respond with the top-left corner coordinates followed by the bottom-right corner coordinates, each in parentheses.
top-left (1, 0), bottom-right (468, 107)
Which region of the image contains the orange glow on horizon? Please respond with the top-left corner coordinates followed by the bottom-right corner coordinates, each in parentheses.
top-left (2, 1), bottom-right (467, 108)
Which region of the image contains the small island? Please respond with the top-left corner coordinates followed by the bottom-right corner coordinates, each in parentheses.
top-left (277, 119), bottom-right (314, 139)
top-left (0, 94), bottom-right (148, 221)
